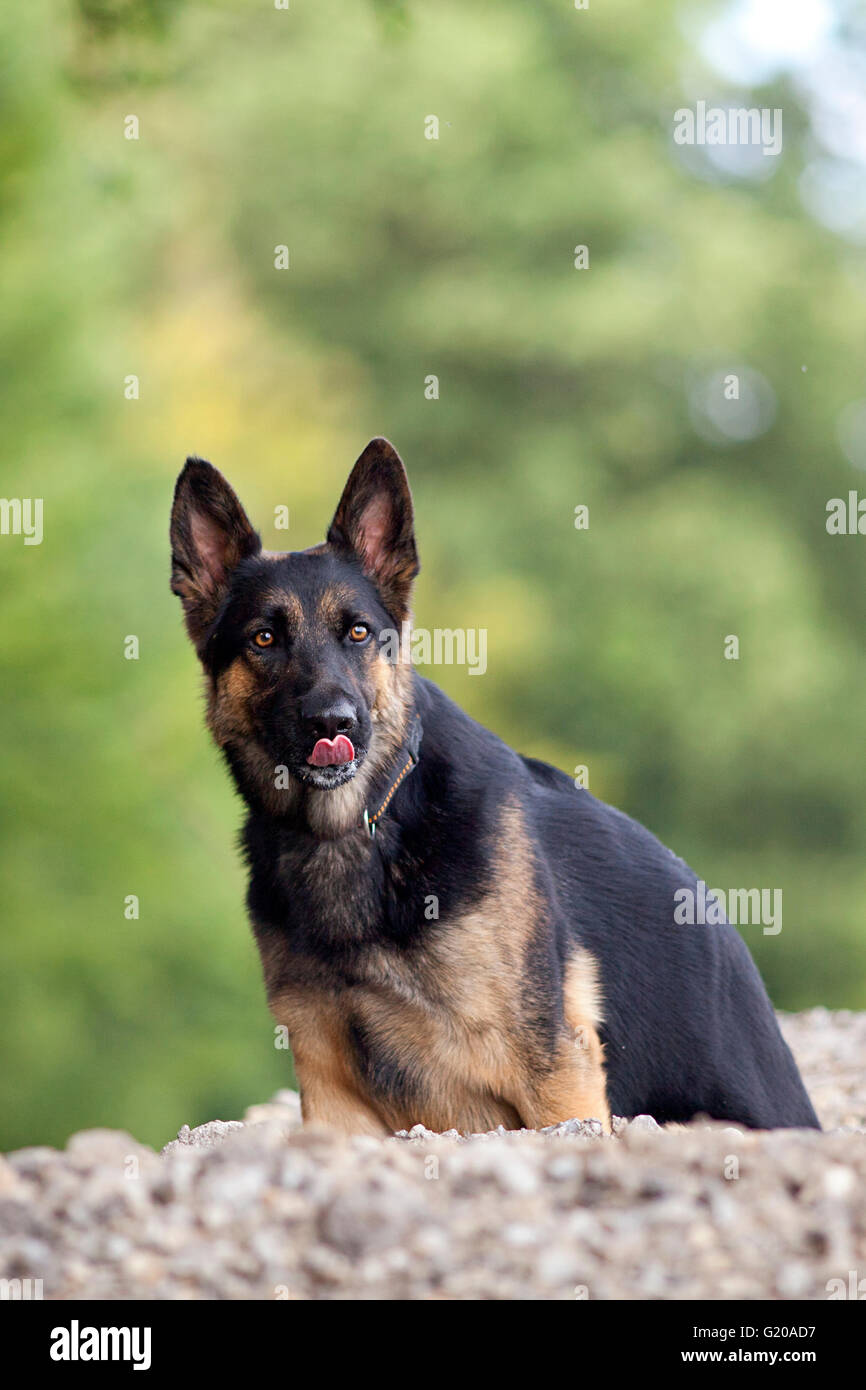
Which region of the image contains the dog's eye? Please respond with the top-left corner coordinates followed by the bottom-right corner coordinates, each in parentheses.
top-left (348, 623), bottom-right (370, 643)
top-left (253, 630), bottom-right (275, 649)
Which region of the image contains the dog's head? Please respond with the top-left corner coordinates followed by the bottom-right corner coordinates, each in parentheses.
top-left (170, 438), bottom-right (419, 835)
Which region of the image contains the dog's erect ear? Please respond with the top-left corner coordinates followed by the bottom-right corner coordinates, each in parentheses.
top-left (326, 438), bottom-right (419, 618)
top-left (170, 457), bottom-right (261, 650)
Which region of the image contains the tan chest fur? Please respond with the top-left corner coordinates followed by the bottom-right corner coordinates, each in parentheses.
top-left (262, 805), bottom-right (610, 1135)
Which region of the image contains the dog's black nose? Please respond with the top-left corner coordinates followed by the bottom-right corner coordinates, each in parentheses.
top-left (302, 697), bottom-right (359, 743)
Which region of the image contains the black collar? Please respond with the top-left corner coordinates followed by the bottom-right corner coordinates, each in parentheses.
top-left (362, 713), bottom-right (423, 837)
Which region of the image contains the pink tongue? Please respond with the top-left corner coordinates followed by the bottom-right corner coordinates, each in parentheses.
top-left (308, 735), bottom-right (355, 768)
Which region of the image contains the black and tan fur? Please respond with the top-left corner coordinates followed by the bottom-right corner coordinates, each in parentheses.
top-left (170, 438), bottom-right (819, 1134)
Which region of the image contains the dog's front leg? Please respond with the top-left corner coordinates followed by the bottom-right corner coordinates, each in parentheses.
top-left (296, 1068), bottom-right (392, 1137)
top-left (519, 1025), bottom-right (612, 1133)
top-left (269, 991), bottom-right (392, 1136)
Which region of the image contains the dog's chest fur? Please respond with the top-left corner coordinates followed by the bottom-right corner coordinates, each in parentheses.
top-left (249, 805), bottom-right (606, 1135)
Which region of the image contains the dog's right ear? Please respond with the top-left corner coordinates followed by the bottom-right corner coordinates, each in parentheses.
top-left (170, 457), bottom-right (261, 651)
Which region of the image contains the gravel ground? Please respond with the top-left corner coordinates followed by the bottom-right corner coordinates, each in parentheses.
top-left (1, 1007), bottom-right (864, 1301)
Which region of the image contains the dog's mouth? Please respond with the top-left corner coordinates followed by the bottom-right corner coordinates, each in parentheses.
top-left (307, 735), bottom-right (355, 768)
top-left (296, 734), bottom-right (362, 790)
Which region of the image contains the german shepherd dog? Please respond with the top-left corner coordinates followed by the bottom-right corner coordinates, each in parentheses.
top-left (170, 438), bottom-right (819, 1135)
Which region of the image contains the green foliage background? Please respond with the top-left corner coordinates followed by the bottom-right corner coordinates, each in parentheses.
top-left (1, 0), bottom-right (864, 1150)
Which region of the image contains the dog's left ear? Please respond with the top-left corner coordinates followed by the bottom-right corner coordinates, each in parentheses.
top-left (327, 438), bottom-right (419, 618)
